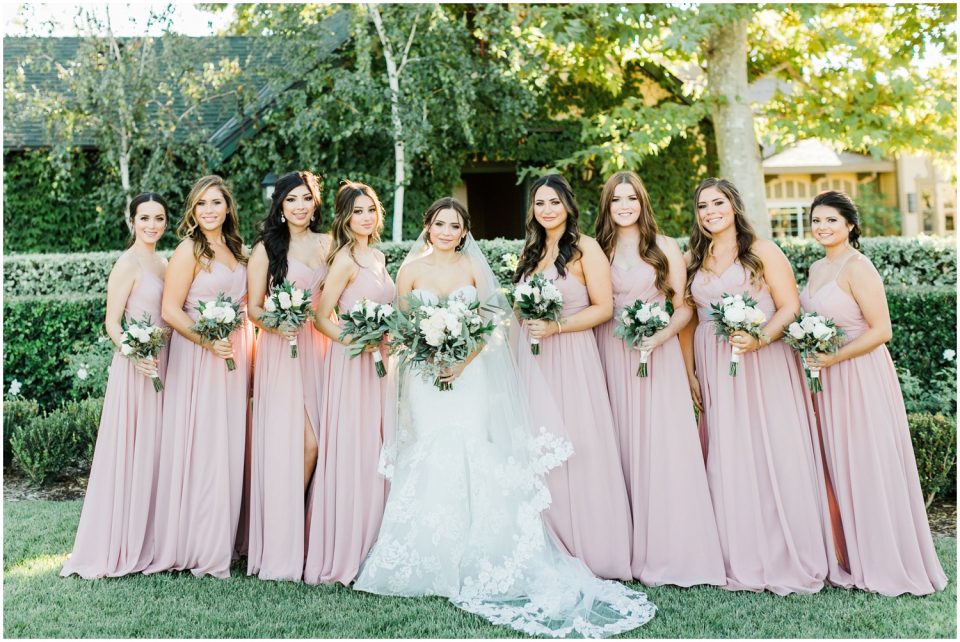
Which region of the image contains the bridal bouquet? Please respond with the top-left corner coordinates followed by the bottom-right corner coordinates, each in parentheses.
top-left (260, 280), bottom-right (313, 358)
top-left (709, 292), bottom-right (767, 376)
top-left (783, 311), bottom-right (847, 393)
top-left (614, 299), bottom-right (672, 377)
top-left (192, 292), bottom-right (244, 371)
top-left (512, 273), bottom-right (563, 355)
top-left (386, 293), bottom-right (494, 391)
top-left (339, 298), bottom-right (395, 378)
top-left (120, 312), bottom-right (169, 392)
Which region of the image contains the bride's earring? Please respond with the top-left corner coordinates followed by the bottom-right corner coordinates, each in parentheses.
top-left (280, 215), bottom-right (286, 223)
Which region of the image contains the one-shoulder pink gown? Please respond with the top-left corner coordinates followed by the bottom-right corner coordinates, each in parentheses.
top-left (596, 261), bottom-right (726, 587)
top-left (303, 262), bottom-right (396, 585)
top-left (691, 262), bottom-right (828, 595)
top-left (800, 253), bottom-right (947, 596)
top-left (61, 270), bottom-right (168, 579)
top-left (145, 261), bottom-right (252, 579)
top-left (518, 265), bottom-right (633, 581)
top-left (247, 257), bottom-right (329, 581)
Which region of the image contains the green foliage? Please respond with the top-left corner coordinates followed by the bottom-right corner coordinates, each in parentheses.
top-left (857, 181), bottom-right (901, 237)
top-left (63, 334), bottom-right (117, 401)
top-left (886, 286), bottom-right (957, 386)
top-left (901, 362), bottom-right (957, 417)
top-left (3, 294), bottom-right (105, 409)
top-left (908, 413), bottom-right (958, 506)
top-left (9, 398), bottom-right (103, 485)
top-left (3, 397), bottom-right (40, 467)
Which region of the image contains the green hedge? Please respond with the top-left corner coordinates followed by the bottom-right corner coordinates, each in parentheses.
top-left (7, 397), bottom-right (103, 485)
top-left (3, 237), bottom-right (954, 299)
top-left (908, 413), bottom-right (957, 505)
top-left (886, 286), bottom-right (957, 393)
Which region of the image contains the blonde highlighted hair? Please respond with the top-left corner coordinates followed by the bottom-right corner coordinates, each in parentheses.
top-left (176, 175), bottom-right (246, 268)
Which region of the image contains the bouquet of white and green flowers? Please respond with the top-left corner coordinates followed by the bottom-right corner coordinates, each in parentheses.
top-left (709, 292), bottom-right (767, 376)
top-left (386, 292), bottom-right (494, 391)
top-left (783, 311), bottom-right (847, 393)
top-left (339, 298), bottom-right (395, 378)
top-left (192, 292), bottom-right (244, 371)
top-left (512, 273), bottom-right (563, 355)
top-left (260, 280), bottom-right (313, 358)
top-left (120, 312), bottom-right (169, 392)
top-left (614, 299), bottom-right (672, 377)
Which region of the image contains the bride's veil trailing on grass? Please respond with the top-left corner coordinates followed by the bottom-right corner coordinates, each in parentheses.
top-left (375, 232), bottom-right (657, 638)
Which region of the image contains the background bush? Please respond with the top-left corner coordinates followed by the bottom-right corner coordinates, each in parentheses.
top-left (3, 397), bottom-right (40, 468)
top-left (8, 397), bottom-right (103, 485)
top-left (908, 413), bottom-right (957, 506)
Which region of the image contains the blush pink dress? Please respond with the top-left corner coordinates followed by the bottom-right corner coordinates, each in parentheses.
top-left (145, 260), bottom-right (252, 579)
top-left (595, 261), bottom-right (725, 587)
top-left (800, 252), bottom-right (947, 596)
top-left (691, 262), bottom-right (828, 595)
top-left (303, 261), bottom-right (396, 585)
top-left (61, 268), bottom-right (168, 579)
top-left (518, 265), bottom-right (633, 581)
top-left (247, 257), bottom-right (329, 581)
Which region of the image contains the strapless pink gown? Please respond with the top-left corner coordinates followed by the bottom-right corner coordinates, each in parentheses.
top-left (145, 261), bottom-right (252, 579)
top-left (304, 262), bottom-right (396, 585)
top-left (61, 271), bottom-right (168, 579)
top-left (800, 254), bottom-right (947, 596)
top-left (518, 265), bottom-right (633, 580)
top-left (595, 262), bottom-right (725, 587)
top-left (247, 257), bottom-right (329, 581)
top-left (691, 262), bottom-right (828, 595)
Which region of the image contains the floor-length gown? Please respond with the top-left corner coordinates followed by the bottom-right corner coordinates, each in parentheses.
top-left (595, 261), bottom-right (726, 587)
top-left (303, 261), bottom-right (395, 585)
top-left (61, 271), bottom-right (168, 579)
top-left (800, 253), bottom-right (947, 596)
top-left (691, 262), bottom-right (828, 595)
top-left (247, 257), bottom-right (328, 581)
top-left (354, 286), bottom-right (656, 638)
top-left (145, 261), bottom-right (251, 579)
top-left (517, 266), bottom-right (633, 581)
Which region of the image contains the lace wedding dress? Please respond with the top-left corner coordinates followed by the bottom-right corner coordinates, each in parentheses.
top-left (353, 280), bottom-right (656, 638)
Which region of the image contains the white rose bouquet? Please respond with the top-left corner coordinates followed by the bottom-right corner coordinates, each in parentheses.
top-left (260, 279), bottom-right (313, 358)
top-left (709, 292), bottom-right (768, 376)
top-left (512, 272), bottom-right (563, 355)
top-left (191, 292), bottom-right (244, 371)
top-left (386, 292), bottom-right (494, 391)
top-left (613, 299), bottom-right (672, 377)
top-left (339, 298), bottom-right (395, 378)
top-left (783, 311), bottom-right (847, 393)
top-left (120, 312), bottom-right (169, 392)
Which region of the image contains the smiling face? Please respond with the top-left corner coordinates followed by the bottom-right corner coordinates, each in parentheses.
top-left (610, 182), bottom-right (642, 228)
top-left (533, 185), bottom-right (568, 233)
top-left (194, 186), bottom-right (228, 233)
top-left (132, 200), bottom-right (167, 246)
top-left (696, 186), bottom-right (735, 236)
top-left (427, 207), bottom-right (466, 251)
top-left (349, 194), bottom-right (380, 239)
top-left (281, 184), bottom-right (315, 228)
top-left (810, 204), bottom-right (853, 249)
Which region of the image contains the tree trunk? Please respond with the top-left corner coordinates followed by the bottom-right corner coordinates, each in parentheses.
top-left (705, 18), bottom-right (771, 238)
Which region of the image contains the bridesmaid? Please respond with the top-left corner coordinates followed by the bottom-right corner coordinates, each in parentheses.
top-left (801, 190), bottom-right (947, 596)
top-left (303, 181), bottom-right (396, 586)
top-left (593, 171), bottom-right (725, 588)
top-left (61, 193), bottom-right (170, 579)
top-left (680, 177), bottom-right (828, 595)
top-left (146, 175), bottom-right (252, 579)
top-left (513, 173), bottom-right (633, 581)
top-left (247, 171), bottom-right (330, 581)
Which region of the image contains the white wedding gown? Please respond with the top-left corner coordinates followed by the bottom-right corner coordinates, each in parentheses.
top-left (353, 287), bottom-right (656, 638)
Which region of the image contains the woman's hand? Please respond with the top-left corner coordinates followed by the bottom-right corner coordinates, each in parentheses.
top-left (729, 330), bottom-right (764, 354)
top-left (207, 337), bottom-right (234, 361)
top-left (638, 328), bottom-right (670, 354)
top-left (276, 322), bottom-right (299, 342)
top-left (526, 318), bottom-right (560, 340)
top-left (437, 362), bottom-right (467, 385)
top-left (804, 351), bottom-right (839, 374)
top-left (132, 356), bottom-right (159, 379)
top-left (688, 373), bottom-right (703, 413)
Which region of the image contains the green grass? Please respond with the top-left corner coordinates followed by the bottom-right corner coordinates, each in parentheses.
top-left (4, 499), bottom-right (957, 638)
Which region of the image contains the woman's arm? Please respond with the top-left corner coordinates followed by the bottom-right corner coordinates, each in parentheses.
top-left (104, 253), bottom-right (138, 349)
top-left (312, 250), bottom-right (358, 343)
top-left (639, 236), bottom-right (694, 352)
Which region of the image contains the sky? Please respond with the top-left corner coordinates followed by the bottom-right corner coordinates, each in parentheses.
top-left (4, 2), bottom-right (237, 37)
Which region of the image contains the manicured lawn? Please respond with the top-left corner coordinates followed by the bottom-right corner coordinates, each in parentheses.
top-left (4, 499), bottom-right (957, 638)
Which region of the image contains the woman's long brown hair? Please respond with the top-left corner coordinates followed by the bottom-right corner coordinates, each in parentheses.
top-left (176, 175), bottom-right (246, 268)
top-left (513, 174), bottom-right (583, 282)
top-left (325, 181), bottom-right (384, 271)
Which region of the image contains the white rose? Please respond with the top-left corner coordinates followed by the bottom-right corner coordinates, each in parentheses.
top-left (620, 310), bottom-right (632, 325)
top-left (291, 289), bottom-right (305, 307)
top-left (723, 307), bottom-right (746, 324)
top-left (378, 304), bottom-right (394, 319)
top-left (788, 322), bottom-right (805, 339)
top-left (513, 283), bottom-right (533, 299)
top-left (351, 301), bottom-right (365, 315)
top-left (264, 298), bottom-right (277, 313)
top-left (121, 343), bottom-right (134, 355)
top-left (364, 299), bottom-right (378, 319)
top-left (542, 283), bottom-right (562, 302)
top-left (134, 326), bottom-right (151, 343)
top-left (800, 315), bottom-right (818, 331)
top-left (278, 291), bottom-right (292, 310)
top-left (722, 296), bottom-right (735, 306)
top-left (635, 307), bottom-right (652, 323)
top-left (746, 307), bottom-right (767, 325)
top-left (221, 306), bottom-right (237, 324)
top-left (532, 289), bottom-right (542, 303)
top-left (812, 323), bottom-right (833, 340)
top-left (657, 311), bottom-right (670, 324)
top-left (77, 367), bottom-right (89, 380)
top-left (202, 304), bottom-right (220, 320)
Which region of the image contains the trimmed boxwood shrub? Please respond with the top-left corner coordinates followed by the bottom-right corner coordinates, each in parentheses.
top-left (3, 397), bottom-right (40, 467)
top-left (908, 413), bottom-right (957, 506)
top-left (886, 286), bottom-right (956, 388)
top-left (8, 397), bottom-right (103, 485)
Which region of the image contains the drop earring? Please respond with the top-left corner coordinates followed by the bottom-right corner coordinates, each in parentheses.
top-left (280, 215), bottom-right (286, 223)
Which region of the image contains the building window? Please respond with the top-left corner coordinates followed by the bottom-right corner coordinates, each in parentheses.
top-left (769, 205), bottom-right (809, 239)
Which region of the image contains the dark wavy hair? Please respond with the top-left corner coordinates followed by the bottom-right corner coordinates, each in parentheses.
top-left (254, 171), bottom-right (324, 290)
top-left (809, 190), bottom-right (861, 249)
top-left (325, 181), bottom-right (384, 270)
top-left (513, 174), bottom-right (583, 282)
top-left (422, 196), bottom-right (470, 251)
top-left (176, 175), bottom-right (246, 268)
top-left (126, 192), bottom-right (169, 248)
top-left (684, 177), bottom-right (764, 305)
top-left (595, 171), bottom-right (673, 301)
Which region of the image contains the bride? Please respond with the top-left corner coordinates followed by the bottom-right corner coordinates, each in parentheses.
top-left (352, 197), bottom-right (656, 637)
